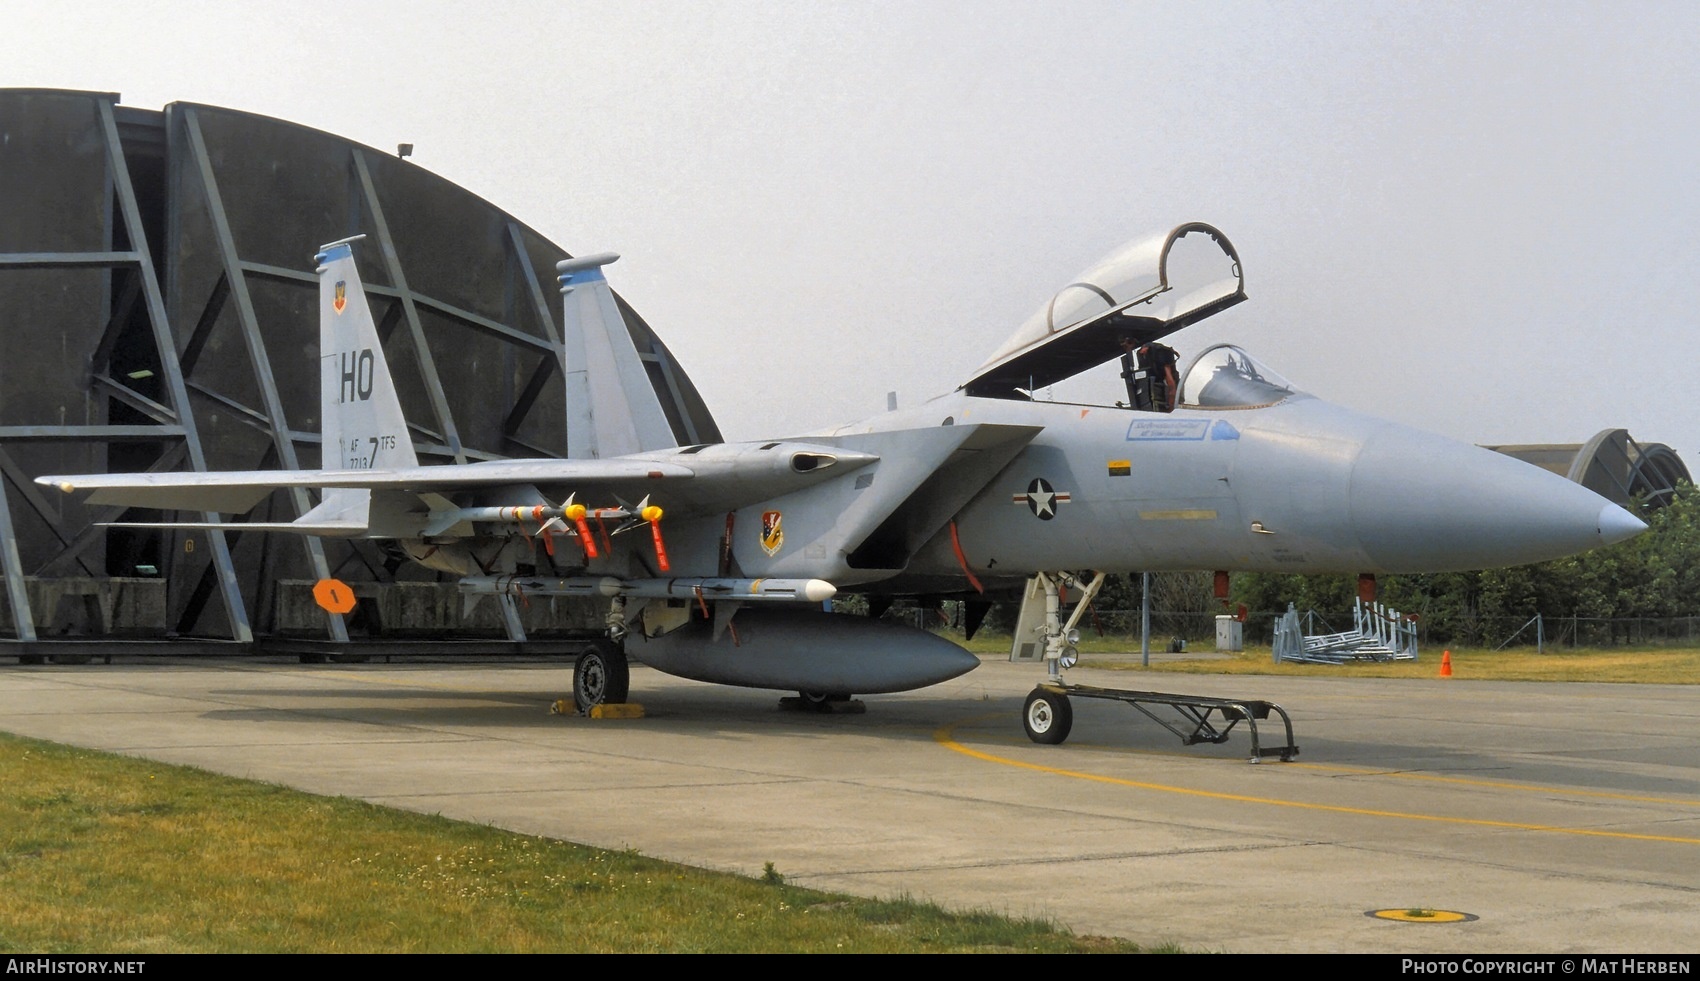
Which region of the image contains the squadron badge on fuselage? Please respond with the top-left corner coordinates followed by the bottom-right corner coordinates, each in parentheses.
top-left (760, 510), bottom-right (784, 556)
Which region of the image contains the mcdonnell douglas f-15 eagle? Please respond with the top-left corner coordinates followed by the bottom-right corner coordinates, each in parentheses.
top-left (41, 223), bottom-right (1645, 738)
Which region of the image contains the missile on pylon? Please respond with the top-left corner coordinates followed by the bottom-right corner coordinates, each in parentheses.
top-left (457, 575), bottom-right (837, 604)
top-left (422, 502), bottom-right (641, 535)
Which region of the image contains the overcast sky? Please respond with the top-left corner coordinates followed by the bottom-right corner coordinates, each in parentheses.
top-left (8, 1), bottom-right (1696, 457)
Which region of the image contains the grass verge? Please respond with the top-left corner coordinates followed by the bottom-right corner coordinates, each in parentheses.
top-left (1074, 644), bottom-right (1700, 684)
top-left (958, 626), bottom-right (1700, 683)
top-left (0, 732), bottom-right (1142, 953)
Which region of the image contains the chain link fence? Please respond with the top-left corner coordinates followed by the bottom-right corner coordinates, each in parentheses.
top-left (881, 603), bottom-right (1700, 650)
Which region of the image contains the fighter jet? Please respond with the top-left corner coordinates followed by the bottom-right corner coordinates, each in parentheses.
top-left (40, 223), bottom-right (1644, 731)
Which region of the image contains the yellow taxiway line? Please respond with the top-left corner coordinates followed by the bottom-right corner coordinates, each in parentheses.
top-left (933, 717), bottom-right (1700, 846)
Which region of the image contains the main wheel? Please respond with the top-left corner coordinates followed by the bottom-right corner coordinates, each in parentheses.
top-left (573, 642), bottom-right (629, 714)
top-left (799, 691), bottom-right (851, 712)
top-left (1023, 688), bottom-right (1073, 744)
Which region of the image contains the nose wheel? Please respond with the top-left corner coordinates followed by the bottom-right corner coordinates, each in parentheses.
top-left (1023, 688), bottom-right (1073, 744)
top-left (573, 641), bottom-right (630, 714)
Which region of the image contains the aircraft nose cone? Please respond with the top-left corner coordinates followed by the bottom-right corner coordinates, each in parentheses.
top-left (1598, 502), bottom-right (1648, 546)
top-left (1349, 424), bottom-right (1646, 572)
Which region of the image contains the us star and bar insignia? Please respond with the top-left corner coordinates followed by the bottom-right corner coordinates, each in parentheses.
top-left (1012, 477), bottom-right (1071, 520)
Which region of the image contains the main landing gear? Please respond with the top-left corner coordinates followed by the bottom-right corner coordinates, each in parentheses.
top-left (558, 595), bottom-right (638, 717)
top-left (572, 639), bottom-right (629, 714)
top-left (780, 691), bottom-right (865, 714)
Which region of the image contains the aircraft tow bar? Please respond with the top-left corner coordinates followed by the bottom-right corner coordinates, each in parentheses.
top-left (1023, 683), bottom-right (1298, 763)
top-left (1015, 570), bottom-right (1298, 761)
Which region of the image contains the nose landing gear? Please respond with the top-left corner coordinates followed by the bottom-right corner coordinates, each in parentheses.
top-left (1022, 687), bottom-right (1073, 744)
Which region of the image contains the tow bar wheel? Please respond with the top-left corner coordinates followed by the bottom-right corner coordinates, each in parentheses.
top-left (1023, 688), bottom-right (1073, 744)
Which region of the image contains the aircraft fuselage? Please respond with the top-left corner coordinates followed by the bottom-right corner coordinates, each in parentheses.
top-left (536, 383), bottom-right (1641, 597)
top-left (827, 390), bottom-right (1640, 586)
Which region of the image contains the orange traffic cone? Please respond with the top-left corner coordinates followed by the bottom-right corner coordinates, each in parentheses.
top-left (1440, 650), bottom-right (1453, 678)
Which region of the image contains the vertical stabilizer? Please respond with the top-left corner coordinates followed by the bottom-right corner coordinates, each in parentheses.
top-left (316, 236), bottom-right (420, 472)
top-left (558, 253), bottom-right (678, 458)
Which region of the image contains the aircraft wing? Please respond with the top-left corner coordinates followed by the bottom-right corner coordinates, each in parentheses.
top-left (38, 440), bottom-right (890, 521)
top-left (38, 460), bottom-right (695, 514)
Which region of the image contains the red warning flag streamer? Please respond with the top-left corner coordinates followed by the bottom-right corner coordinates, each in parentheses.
top-left (948, 520), bottom-right (984, 594)
top-left (643, 504), bottom-right (671, 572)
top-left (566, 504), bottom-right (598, 559)
top-left (719, 512), bottom-right (736, 577)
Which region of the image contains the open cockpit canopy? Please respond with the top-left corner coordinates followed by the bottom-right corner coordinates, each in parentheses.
top-left (962, 222), bottom-right (1246, 398)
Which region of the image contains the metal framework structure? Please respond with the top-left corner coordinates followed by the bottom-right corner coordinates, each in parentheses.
top-left (0, 89), bottom-right (720, 651)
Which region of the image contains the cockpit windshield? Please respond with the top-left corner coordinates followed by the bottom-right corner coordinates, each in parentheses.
top-left (1179, 344), bottom-right (1301, 408)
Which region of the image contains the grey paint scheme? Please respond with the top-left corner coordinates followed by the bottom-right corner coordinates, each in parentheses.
top-left (39, 223), bottom-right (1645, 695)
top-left (863, 392), bottom-right (1642, 585)
top-left (559, 253), bottom-right (678, 459)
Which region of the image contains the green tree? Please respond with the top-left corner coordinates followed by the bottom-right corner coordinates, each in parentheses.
top-left (1230, 483), bottom-right (1700, 646)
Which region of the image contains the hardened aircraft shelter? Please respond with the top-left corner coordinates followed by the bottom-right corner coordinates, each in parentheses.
top-left (1487, 430), bottom-right (1689, 510)
top-left (0, 88), bottom-right (720, 655)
